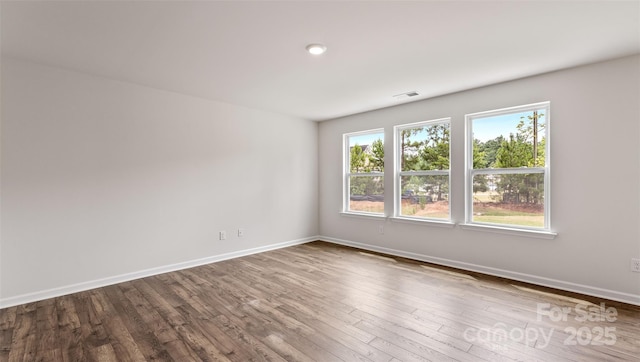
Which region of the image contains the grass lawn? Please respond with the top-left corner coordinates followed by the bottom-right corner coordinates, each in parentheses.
top-left (473, 214), bottom-right (543, 227)
top-left (473, 201), bottom-right (544, 227)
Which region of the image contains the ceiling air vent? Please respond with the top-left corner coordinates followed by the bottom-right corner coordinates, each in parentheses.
top-left (393, 91), bottom-right (419, 100)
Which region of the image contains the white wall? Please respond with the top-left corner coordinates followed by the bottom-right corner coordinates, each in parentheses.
top-left (319, 55), bottom-right (640, 304)
top-left (2, 55), bottom-right (638, 308)
top-left (0, 58), bottom-right (318, 305)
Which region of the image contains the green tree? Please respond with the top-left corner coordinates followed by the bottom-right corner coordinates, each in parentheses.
top-left (477, 135), bottom-right (504, 167)
top-left (495, 133), bottom-right (531, 168)
top-left (417, 124), bottom-right (449, 171)
top-left (350, 144), bottom-right (366, 173)
top-left (472, 139), bottom-right (488, 192)
top-left (415, 124), bottom-right (450, 201)
top-left (493, 112), bottom-right (546, 204)
top-left (472, 139), bottom-right (487, 169)
top-left (400, 129), bottom-right (422, 170)
top-left (495, 134), bottom-right (533, 203)
top-left (370, 139), bottom-right (384, 171)
top-left (517, 112), bottom-right (545, 167)
top-left (350, 142), bottom-right (384, 198)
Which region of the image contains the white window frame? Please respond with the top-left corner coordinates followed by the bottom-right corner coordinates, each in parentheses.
top-left (394, 118), bottom-right (452, 223)
top-left (343, 128), bottom-right (385, 216)
top-left (464, 102), bottom-right (553, 235)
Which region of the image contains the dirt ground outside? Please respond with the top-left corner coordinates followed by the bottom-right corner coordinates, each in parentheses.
top-left (400, 200), bottom-right (449, 219)
top-left (349, 197), bottom-right (543, 227)
top-left (473, 202), bottom-right (544, 214)
top-left (349, 200), bottom-right (450, 219)
top-left (349, 200), bottom-right (384, 213)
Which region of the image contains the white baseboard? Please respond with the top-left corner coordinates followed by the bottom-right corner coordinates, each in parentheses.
top-left (4, 235), bottom-right (638, 309)
top-left (0, 236), bottom-right (319, 309)
top-left (319, 236), bottom-right (640, 306)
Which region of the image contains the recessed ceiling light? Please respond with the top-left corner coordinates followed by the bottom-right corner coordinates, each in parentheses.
top-left (306, 43), bottom-right (327, 55)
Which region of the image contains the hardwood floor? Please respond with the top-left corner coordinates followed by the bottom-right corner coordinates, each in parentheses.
top-left (1, 241), bottom-right (639, 361)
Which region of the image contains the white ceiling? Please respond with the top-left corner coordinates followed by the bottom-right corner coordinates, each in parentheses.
top-left (2, 1), bottom-right (639, 121)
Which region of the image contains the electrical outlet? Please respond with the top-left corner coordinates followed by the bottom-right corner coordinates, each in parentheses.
top-left (219, 231), bottom-right (226, 240)
top-left (238, 228), bottom-right (244, 237)
top-left (631, 258), bottom-right (640, 273)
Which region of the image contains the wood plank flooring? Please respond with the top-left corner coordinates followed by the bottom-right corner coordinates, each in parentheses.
top-left (1, 241), bottom-right (639, 361)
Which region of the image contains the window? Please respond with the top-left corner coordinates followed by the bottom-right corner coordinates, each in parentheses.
top-left (395, 119), bottom-right (450, 220)
top-left (465, 102), bottom-right (550, 230)
top-left (344, 129), bottom-right (385, 215)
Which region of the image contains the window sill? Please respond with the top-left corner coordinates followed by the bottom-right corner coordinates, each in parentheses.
top-left (459, 223), bottom-right (557, 239)
top-left (390, 217), bottom-right (455, 228)
top-left (340, 212), bottom-right (386, 220)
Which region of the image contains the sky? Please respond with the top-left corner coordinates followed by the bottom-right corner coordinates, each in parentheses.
top-left (348, 132), bottom-right (383, 147)
top-left (347, 108), bottom-right (546, 146)
top-left (348, 124), bottom-right (436, 147)
top-left (472, 109), bottom-right (546, 142)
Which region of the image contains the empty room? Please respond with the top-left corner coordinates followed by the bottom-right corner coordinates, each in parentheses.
top-left (1, 1), bottom-right (639, 361)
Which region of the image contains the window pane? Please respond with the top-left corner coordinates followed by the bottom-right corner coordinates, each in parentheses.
top-left (349, 176), bottom-right (384, 213)
top-left (400, 175), bottom-right (449, 219)
top-left (472, 173), bottom-right (544, 227)
top-left (472, 109), bottom-right (546, 169)
top-left (400, 123), bottom-right (449, 171)
top-left (349, 133), bottom-right (384, 173)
